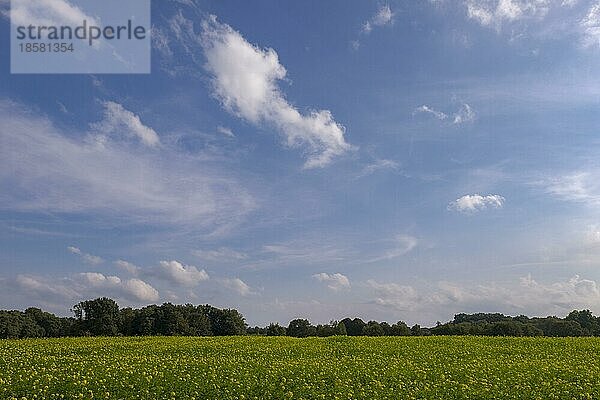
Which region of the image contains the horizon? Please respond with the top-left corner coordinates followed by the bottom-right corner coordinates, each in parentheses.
top-left (4, 0), bottom-right (600, 327)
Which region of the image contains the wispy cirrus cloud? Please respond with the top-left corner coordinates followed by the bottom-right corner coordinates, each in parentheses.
top-left (216, 125), bottom-right (235, 138)
top-left (366, 234), bottom-right (418, 263)
top-left (362, 4), bottom-right (395, 34)
top-left (0, 100), bottom-right (255, 232)
top-left (465, 0), bottom-right (551, 29)
top-left (191, 247), bottom-right (248, 262)
top-left (414, 105), bottom-right (448, 121)
top-left (358, 158), bottom-right (400, 178)
top-left (352, 4), bottom-right (395, 49)
top-left (580, 1), bottom-right (600, 47)
top-left (414, 103), bottom-right (475, 125)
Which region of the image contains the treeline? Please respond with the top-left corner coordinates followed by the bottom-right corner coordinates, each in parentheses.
top-left (262, 310), bottom-right (600, 338)
top-left (2, 297), bottom-right (600, 339)
top-left (0, 298), bottom-right (246, 339)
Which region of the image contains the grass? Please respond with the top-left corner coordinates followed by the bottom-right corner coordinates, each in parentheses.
top-left (1, 336), bottom-right (599, 399)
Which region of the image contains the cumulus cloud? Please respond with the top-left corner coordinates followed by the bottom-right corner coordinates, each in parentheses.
top-left (367, 274), bottom-right (600, 321)
top-left (156, 260), bottom-right (209, 286)
top-left (0, 100), bottom-right (255, 231)
top-left (367, 279), bottom-right (419, 309)
top-left (222, 277), bottom-right (252, 296)
top-left (362, 4), bottom-right (395, 34)
top-left (313, 273), bottom-right (351, 291)
top-left (14, 272), bottom-right (159, 304)
top-left (91, 101), bottom-right (160, 147)
top-left (76, 272), bottom-right (160, 302)
top-left (200, 15), bottom-right (353, 168)
top-left (67, 246), bottom-right (103, 265)
top-left (114, 260), bottom-right (140, 275)
top-left (15, 274), bottom-right (79, 300)
top-left (448, 194), bottom-right (505, 213)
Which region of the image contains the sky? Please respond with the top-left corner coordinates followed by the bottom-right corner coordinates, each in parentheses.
top-left (3, 0), bottom-right (600, 326)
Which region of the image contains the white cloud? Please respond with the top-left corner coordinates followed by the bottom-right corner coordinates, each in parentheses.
top-left (544, 172), bottom-right (600, 205)
top-left (449, 194), bottom-right (505, 213)
top-left (15, 274), bottom-right (79, 300)
top-left (216, 125), bottom-right (235, 137)
top-left (67, 246), bottom-right (104, 265)
top-left (0, 100), bottom-right (255, 231)
top-left (151, 26), bottom-right (174, 59)
top-left (465, 0), bottom-right (550, 28)
top-left (581, 1), bottom-right (600, 47)
top-left (414, 105), bottom-right (448, 120)
top-left (362, 4), bottom-right (395, 34)
top-left (222, 277), bottom-right (252, 296)
top-left (313, 272), bottom-right (351, 291)
top-left (76, 272), bottom-right (159, 302)
top-left (453, 103), bottom-right (476, 124)
top-left (367, 274), bottom-right (600, 320)
top-left (91, 101), bottom-right (160, 147)
top-left (200, 15), bottom-right (353, 168)
top-left (14, 272), bottom-right (159, 304)
top-left (358, 158), bottom-right (400, 177)
top-left (414, 103), bottom-right (475, 124)
top-left (367, 279), bottom-right (419, 309)
top-left (191, 247), bottom-right (247, 262)
top-left (8, 0), bottom-right (98, 28)
top-left (156, 260), bottom-right (209, 286)
top-left (114, 260), bottom-right (140, 275)
top-left (262, 241), bottom-right (348, 264)
top-left (366, 234), bottom-right (419, 263)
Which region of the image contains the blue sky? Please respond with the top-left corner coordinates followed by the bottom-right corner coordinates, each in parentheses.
top-left (3, 0), bottom-right (600, 326)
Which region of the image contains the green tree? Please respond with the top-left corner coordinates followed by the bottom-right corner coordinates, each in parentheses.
top-left (265, 323), bottom-right (286, 336)
top-left (72, 297), bottom-right (120, 336)
top-left (341, 318), bottom-right (366, 336)
top-left (362, 321), bottom-right (384, 336)
top-left (390, 321), bottom-right (411, 336)
top-left (566, 310), bottom-right (600, 336)
top-left (287, 319), bottom-right (315, 337)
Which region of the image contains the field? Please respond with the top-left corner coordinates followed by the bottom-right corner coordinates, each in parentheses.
top-left (1, 336), bottom-right (600, 399)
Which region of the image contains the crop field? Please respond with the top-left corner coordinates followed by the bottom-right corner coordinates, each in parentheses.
top-left (1, 336), bottom-right (600, 399)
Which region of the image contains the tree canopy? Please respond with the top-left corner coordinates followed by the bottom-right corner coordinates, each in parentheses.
top-left (1, 299), bottom-right (599, 339)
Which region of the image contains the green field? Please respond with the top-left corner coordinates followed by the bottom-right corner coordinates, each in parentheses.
top-left (1, 336), bottom-right (600, 399)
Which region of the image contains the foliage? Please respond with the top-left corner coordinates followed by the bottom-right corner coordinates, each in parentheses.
top-left (3, 336), bottom-right (600, 399)
top-left (2, 299), bottom-right (600, 339)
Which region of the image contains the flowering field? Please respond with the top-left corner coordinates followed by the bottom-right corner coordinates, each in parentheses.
top-left (1, 336), bottom-right (599, 399)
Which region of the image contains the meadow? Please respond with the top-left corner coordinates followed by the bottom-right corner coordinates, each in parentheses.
top-left (1, 336), bottom-right (599, 399)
